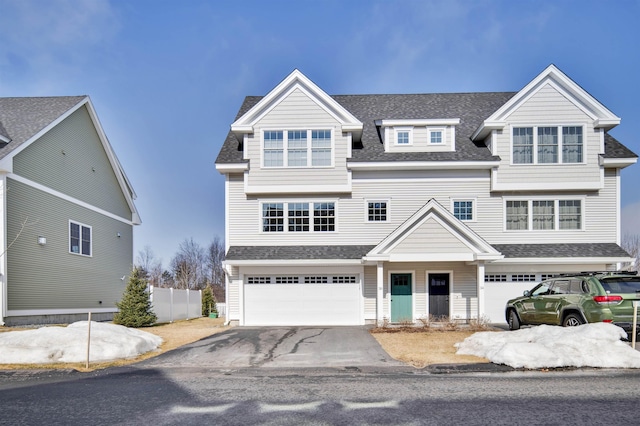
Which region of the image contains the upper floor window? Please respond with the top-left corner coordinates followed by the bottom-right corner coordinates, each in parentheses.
top-left (429, 129), bottom-right (444, 144)
top-left (262, 201), bottom-right (335, 233)
top-left (69, 220), bottom-right (91, 256)
top-left (512, 126), bottom-right (584, 164)
top-left (367, 201), bottom-right (388, 222)
top-left (506, 199), bottom-right (582, 231)
top-left (395, 127), bottom-right (413, 145)
top-left (453, 200), bottom-right (474, 221)
top-left (263, 129), bottom-right (332, 168)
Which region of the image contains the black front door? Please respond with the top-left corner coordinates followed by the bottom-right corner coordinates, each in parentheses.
top-left (429, 273), bottom-right (450, 318)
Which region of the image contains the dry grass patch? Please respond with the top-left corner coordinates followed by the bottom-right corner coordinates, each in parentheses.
top-left (372, 331), bottom-right (489, 368)
top-left (0, 317), bottom-right (230, 372)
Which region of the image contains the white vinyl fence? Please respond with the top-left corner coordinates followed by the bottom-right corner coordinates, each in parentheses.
top-left (149, 286), bottom-right (202, 324)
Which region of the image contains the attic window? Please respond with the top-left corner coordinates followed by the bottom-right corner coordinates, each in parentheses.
top-left (395, 127), bottom-right (413, 145)
top-left (429, 129), bottom-right (444, 144)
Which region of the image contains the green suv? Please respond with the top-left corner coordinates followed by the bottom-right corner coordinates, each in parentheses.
top-left (505, 271), bottom-right (640, 335)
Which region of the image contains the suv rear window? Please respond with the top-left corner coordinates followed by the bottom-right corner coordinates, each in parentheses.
top-left (600, 277), bottom-right (640, 294)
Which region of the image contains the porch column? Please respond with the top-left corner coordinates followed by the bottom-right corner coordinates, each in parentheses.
top-left (376, 261), bottom-right (384, 325)
top-left (477, 261), bottom-right (485, 319)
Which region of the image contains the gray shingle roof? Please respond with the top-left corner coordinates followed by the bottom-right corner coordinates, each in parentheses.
top-left (216, 91), bottom-right (636, 164)
top-left (492, 243), bottom-right (631, 258)
top-left (0, 96), bottom-right (86, 160)
top-left (226, 245), bottom-right (376, 260)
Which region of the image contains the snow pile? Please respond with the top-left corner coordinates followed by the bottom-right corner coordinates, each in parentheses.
top-left (0, 321), bottom-right (163, 364)
top-left (455, 323), bottom-right (640, 369)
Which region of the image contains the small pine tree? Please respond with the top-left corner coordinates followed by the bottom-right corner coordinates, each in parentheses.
top-left (113, 267), bottom-right (157, 327)
top-left (202, 284), bottom-right (218, 316)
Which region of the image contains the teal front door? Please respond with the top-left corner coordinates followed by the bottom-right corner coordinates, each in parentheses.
top-left (391, 273), bottom-right (412, 322)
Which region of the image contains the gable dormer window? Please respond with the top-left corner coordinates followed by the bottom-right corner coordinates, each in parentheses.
top-left (395, 127), bottom-right (413, 145)
top-left (263, 129), bottom-right (333, 168)
top-left (512, 125), bottom-right (584, 165)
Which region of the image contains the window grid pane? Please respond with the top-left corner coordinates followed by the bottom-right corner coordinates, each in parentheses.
top-left (396, 131), bottom-right (410, 144)
top-left (538, 127), bottom-right (558, 163)
top-left (532, 200), bottom-right (555, 230)
top-left (559, 200), bottom-right (581, 230)
top-left (513, 127), bottom-right (533, 164)
top-left (367, 201), bottom-right (387, 221)
top-left (506, 201), bottom-right (529, 230)
top-left (430, 130), bottom-right (443, 144)
top-left (70, 223), bottom-right (80, 253)
top-left (262, 203), bottom-right (284, 232)
top-left (287, 130), bottom-right (308, 167)
top-left (453, 201), bottom-right (473, 221)
top-left (313, 202), bottom-right (335, 232)
top-left (562, 127), bottom-right (583, 163)
top-left (264, 131), bottom-right (284, 167)
top-left (288, 203), bottom-right (309, 232)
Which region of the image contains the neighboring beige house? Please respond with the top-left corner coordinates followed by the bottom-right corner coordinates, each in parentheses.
top-left (215, 65), bottom-right (637, 326)
top-left (0, 96), bottom-right (140, 325)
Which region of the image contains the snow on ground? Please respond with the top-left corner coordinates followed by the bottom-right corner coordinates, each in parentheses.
top-left (0, 322), bottom-right (162, 364)
top-left (456, 323), bottom-right (640, 369)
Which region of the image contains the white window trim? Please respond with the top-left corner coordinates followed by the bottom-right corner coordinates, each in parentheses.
top-left (451, 198), bottom-right (476, 222)
top-left (428, 127), bottom-right (445, 145)
top-left (69, 220), bottom-right (92, 257)
top-left (259, 200), bottom-right (338, 234)
top-left (503, 196), bottom-right (585, 232)
top-left (509, 124), bottom-right (586, 165)
top-left (261, 128), bottom-right (335, 169)
top-left (394, 126), bottom-right (413, 146)
top-left (365, 199), bottom-right (390, 222)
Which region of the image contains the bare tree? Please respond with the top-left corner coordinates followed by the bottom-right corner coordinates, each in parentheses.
top-left (135, 245), bottom-right (163, 287)
top-left (622, 234), bottom-right (640, 273)
top-left (207, 237), bottom-right (225, 286)
top-left (170, 238), bottom-right (207, 289)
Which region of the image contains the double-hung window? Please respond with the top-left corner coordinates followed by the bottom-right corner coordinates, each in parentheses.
top-left (506, 199), bottom-right (582, 231)
top-left (70, 221), bottom-right (91, 256)
top-left (512, 126), bottom-right (583, 164)
top-left (262, 202), bottom-right (335, 232)
top-left (263, 129), bottom-right (332, 167)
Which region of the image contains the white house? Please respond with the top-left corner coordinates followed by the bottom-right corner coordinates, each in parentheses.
top-left (215, 65), bottom-right (637, 326)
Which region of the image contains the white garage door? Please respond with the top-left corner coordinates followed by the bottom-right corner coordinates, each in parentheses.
top-left (244, 283), bottom-right (361, 326)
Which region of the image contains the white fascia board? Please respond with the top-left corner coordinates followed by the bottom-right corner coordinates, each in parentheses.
top-left (7, 308), bottom-right (117, 316)
top-left (347, 161), bottom-right (499, 171)
top-left (215, 163), bottom-right (249, 174)
top-left (594, 118), bottom-right (621, 128)
top-left (494, 256), bottom-right (634, 265)
top-left (378, 118), bottom-right (461, 127)
top-left (244, 183), bottom-right (352, 195)
top-left (601, 157), bottom-right (638, 169)
top-left (10, 174), bottom-right (136, 225)
top-left (231, 69), bottom-right (362, 137)
top-left (471, 121), bottom-right (506, 141)
top-left (224, 259), bottom-right (364, 266)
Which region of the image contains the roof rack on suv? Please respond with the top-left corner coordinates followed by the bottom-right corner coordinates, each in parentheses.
top-left (553, 271), bottom-right (638, 278)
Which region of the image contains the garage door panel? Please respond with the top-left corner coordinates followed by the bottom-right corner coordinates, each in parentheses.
top-left (244, 284), bottom-right (360, 326)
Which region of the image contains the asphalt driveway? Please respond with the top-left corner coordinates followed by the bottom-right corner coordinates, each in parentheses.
top-left (140, 326), bottom-right (405, 369)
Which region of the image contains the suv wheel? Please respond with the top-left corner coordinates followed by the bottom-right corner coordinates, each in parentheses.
top-left (508, 310), bottom-right (520, 330)
top-left (562, 313), bottom-right (584, 327)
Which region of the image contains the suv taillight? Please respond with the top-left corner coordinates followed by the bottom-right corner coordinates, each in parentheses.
top-left (593, 295), bottom-right (623, 305)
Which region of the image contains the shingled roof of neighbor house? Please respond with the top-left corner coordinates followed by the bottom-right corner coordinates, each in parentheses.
top-left (0, 96), bottom-right (86, 160)
top-left (216, 92), bottom-right (637, 164)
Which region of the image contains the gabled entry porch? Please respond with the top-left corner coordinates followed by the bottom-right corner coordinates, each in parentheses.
top-left (363, 199), bottom-right (503, 324)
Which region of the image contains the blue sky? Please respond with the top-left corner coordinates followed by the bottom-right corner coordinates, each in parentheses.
top-left (1, 0), bottom-right (638, 267)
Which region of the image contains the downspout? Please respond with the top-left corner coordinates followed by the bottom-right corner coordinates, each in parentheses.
top-left (222, 262), bottom-right (232, 326)
top-left (0, 174), bottom-right (7, 326)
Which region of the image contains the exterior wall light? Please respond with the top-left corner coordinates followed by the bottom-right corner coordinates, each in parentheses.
top-left (37, 236), bottom-right (46, 245)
